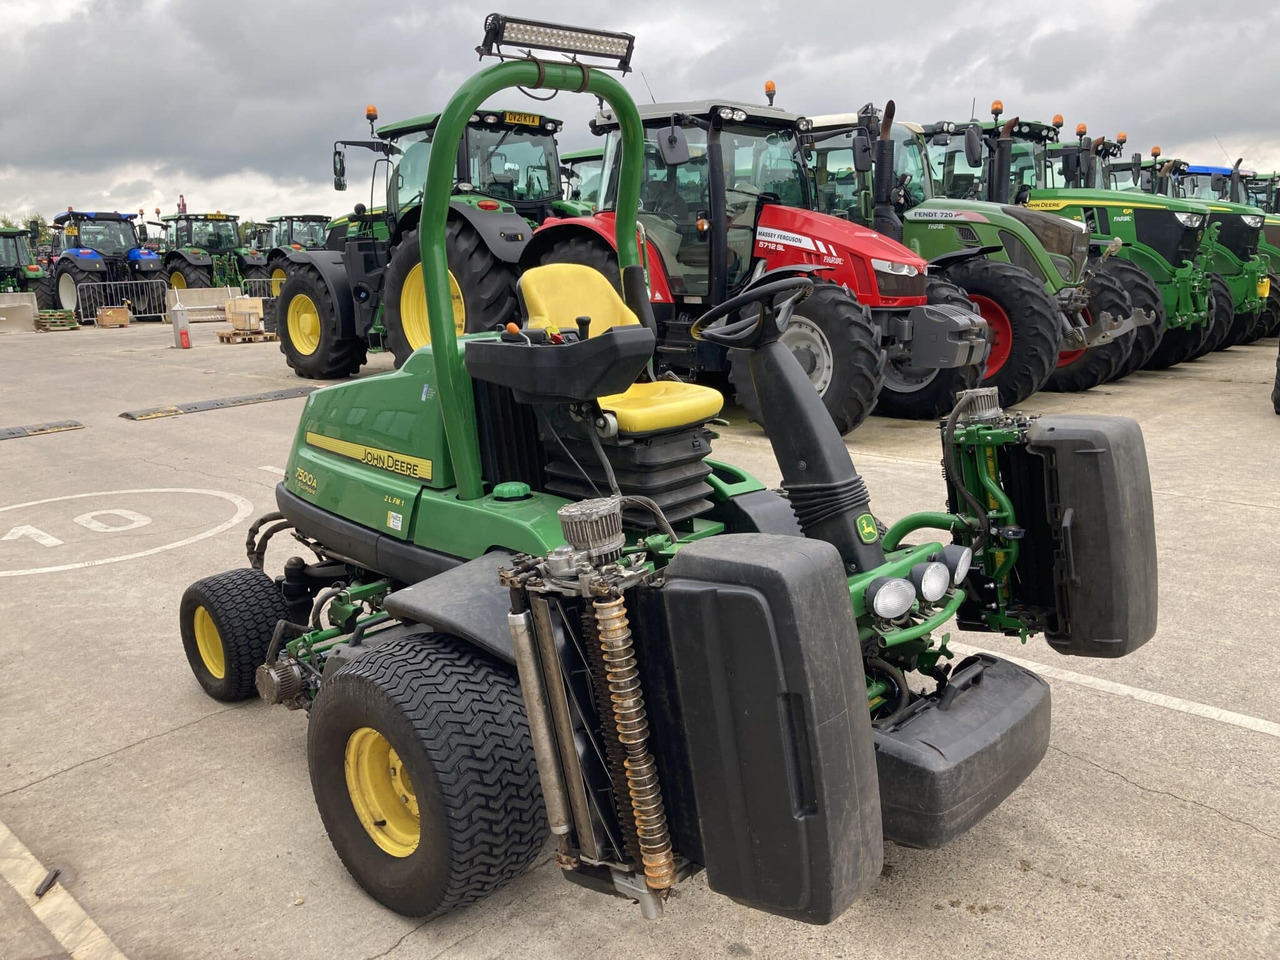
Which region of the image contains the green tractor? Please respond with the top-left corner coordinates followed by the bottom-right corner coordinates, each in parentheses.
top-left (809, 103), bottom-right (1072, 409)
top-left (0, 221), bottom-right (55, 308)
top-left (1024, 127), bottom-right (1216, 370)
top-left (1147, 161), bottom-right (1270, 350)
top-left (160, 212), bottom-right (270, 290)
top-left (179, 15), bottom-right (1158, 924)
top-left (560, 146), bottom-right (605, 207)
top-left (275, 103), bottom-right (583, 378)
top-left (258, 215), bottom-right (331, 296)
top-left (1219, 165), bottom-right (1279, 339)
top-left (932, 106), bottom-right (1165, 392)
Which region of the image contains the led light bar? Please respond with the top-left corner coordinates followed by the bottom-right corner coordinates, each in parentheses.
top-left (478, 14), bottom-right (635, 72)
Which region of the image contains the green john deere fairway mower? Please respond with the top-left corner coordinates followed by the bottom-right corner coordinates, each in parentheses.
top-left (934, 106), bottom-right (1160, 393)
top-left (808, 102), bottom-right (1069, 410)
top-left (275, 103), bottom-right (587, 378)
top-left (160, 212), bottom-right (269, 290)
top-left (179, 14), bottom-right (1158, 924)
top-left (0, 221), bottom-right (55, 308)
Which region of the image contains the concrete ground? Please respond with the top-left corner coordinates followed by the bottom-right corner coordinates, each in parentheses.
top-left (0, 321), bottom-right (1277, 960)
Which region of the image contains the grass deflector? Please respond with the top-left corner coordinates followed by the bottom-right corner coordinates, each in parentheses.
top-left (179, 16), bottom-right (1159, 925)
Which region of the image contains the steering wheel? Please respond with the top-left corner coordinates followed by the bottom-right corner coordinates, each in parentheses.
top-left (689, 276), bottom-right (813, 348)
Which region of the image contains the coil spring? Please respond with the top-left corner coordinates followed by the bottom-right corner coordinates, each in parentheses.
top-left (594, 596), bottom-right (676, 892)
top-left (582, 610), bottom-right (641, 863)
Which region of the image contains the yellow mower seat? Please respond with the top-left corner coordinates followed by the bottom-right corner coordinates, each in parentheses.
top-left (518, 264), bottom-right (723, 433)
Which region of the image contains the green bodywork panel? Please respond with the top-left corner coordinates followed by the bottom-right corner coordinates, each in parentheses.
top-left (1200, 200), bottom-right (1269, 313)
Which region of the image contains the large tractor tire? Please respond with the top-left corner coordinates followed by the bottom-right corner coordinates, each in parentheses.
top-left (1220, 304), bottom-right (1261, 349)
top-left (28, 274), bottom-right (56, 310)
top-left (1259, 275), bottom-right (1280, 338)
top-left (53, 260), bottom-right (94, 320)
top-left (241, 264), bottom-right (270, 296)
top-left (307, 633), bottom-right (547, 918)
top-left (384, 221), bottom-right (518, 368)
top-left (276, 266), bottom-right (364, 379)
top-left (1043, 259), bottom-right (1135, 393)
top-left (1145, 318), bottom-right (1211, 369)
top-left (1105, 259), bottom-right (1166, 380)
top-left (179, 568), bottom-right (289, 702)
top-left (1190, 274), bottom-right (1234, 359)
top-left (729, 283), bottom-right (885, 435)
top-left (167, 259), bottom-right (212, 290)
top-left (873, 278), bottom-right (984, 420)
top-left (941, 257), bottom-right (1060, 407)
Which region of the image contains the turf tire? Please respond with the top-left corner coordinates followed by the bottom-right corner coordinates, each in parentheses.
top-left (276, 265), bottom-right (364, 379)
top-left (1044, 259), bottom-right (1135, 393)
top-left (384, 221), bottom-right (518, 368)
top-left (941, 257), bottom-right (1060, 407)
top-left (873, 277), bottom-right (985, 419)
top-left (179, 568), bottom-right (289, 702)
top-left (307, 634), bottom-right (547, 918)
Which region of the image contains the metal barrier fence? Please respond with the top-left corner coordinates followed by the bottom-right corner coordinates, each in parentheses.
top-left (240, 278), bottom-right (279, 331)
top-left (76, 279), bottom-right (169, 322)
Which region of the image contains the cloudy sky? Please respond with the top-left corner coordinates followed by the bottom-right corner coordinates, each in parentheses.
top-left (2, 0), bottom-right (1277, 223)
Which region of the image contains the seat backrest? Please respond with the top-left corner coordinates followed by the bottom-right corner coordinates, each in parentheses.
top-left (518, 263), bottom-right (640, 338)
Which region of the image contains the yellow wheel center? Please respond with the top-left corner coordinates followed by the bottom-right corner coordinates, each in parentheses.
top-left (401, 262), bottom-right (466, 350)
top-left (170, 270), bottom-right (187, 290)
top-left (287, 293), bottom-right (321, 356)
top-left (192, 606), bottom-right (225, 679)
top-left (271, 267), bottom-right (289, 298)
top-left (344, 727), bottom-right (420, 858)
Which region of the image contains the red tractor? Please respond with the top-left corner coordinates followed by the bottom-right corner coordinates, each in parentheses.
top-left (518, 99), bottom-right (990, 430)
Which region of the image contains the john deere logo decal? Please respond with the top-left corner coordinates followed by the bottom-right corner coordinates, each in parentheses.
top-left (857, 513), bottom-right (878, 543)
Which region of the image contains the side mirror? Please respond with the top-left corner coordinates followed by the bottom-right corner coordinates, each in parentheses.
top-left (333, 149), bottom-right (347, 191)
top-left (964, 125), bottom-right (984, 168)
top-left (1014, 183), bottom-right (1031, 205)
top-left (1210, 173), bottom-right (1226, 193)
top-left (852, 131), bottom-right (874, 172)
top-left (27, 219), bottom-right (40, 241)
top-left (138, 224), bottom-right (149, 242)
top-left (656, 120), bottom-right (690, 166)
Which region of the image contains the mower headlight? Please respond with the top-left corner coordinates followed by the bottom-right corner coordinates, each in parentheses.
top-left (1174, 212), bottom-right (1203, 228)
top-left (1242, 214), bottom-right (1264, 229)
top-left (870, 258), bottom-right (920, 277)
top-left (910, 562), bottom-right (951, 603)
top-left (867, 577), bottom-right (916, 620)
top-left (936, 544), bottom-right (973, 585)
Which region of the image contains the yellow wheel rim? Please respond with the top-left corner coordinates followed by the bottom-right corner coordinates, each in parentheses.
top-left (287, 293), bottom-right (321, 356)
top-left (192, 606), bottom-right (225, 679)
top-left (169, 270), bottom-right (187, 290)
top-left (400, 262), bottom-right (465, 350)
top-left (344, 727), bottom-right (420, 858)
top-left (271, 267), bottom-right (288, 297)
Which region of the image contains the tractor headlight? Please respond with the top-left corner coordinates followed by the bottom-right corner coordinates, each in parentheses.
top-left (866, 577), bottom-right (916, 619)
top-left (483, 114), bottom-right (498, 124)
top-left (1242, 214), bottom-right (1264, 229)
top-left (870, 258), bottom-right (920, 277)
top-left (936, 544), bottom-right (973, 585)
top-left (733, 109), bottom-right (748, 122)
top-left (797, 117), bottom-right (813, 132)
top-left (718, 107), bottom-right (734, 120)
top-left (1174, 212), bottom-right (1203, 228)
top-left (910, 562), bottom-right (951, 603)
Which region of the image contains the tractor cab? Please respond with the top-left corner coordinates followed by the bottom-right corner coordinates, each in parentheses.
top-left (560, 147), bottom-right (605, 206)
top-left (266, 215), bottom-right (331, 251)
top-left (162, 212), bottom-right (242, 255)
top-left (0, 224), bottom-right (53, 307)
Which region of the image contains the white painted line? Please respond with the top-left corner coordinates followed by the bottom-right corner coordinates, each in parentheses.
top-left (0, 489), bottom-right (253, 579)
top-left (952, 643), bottom-right (1280, 739)
top-left (258, 466), bottom-right (285, 476)
top-left (0, 819), bottom-right (130, 960)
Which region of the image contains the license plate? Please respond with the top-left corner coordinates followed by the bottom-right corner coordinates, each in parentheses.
top-left (504, 111), bottom-right (541, 127)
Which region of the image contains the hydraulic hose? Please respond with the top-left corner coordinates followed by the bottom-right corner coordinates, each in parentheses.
top-left (942, 392), bottom-right (989, 553)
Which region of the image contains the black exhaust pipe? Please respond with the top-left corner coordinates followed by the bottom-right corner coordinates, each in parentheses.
top-left (871, 100), bottom-right (903, 243)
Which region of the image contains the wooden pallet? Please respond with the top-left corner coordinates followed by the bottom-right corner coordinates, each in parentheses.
top-left (34, 311), bottom-right (79, 332)
top-left (216, 329), bottom-right (278, 344)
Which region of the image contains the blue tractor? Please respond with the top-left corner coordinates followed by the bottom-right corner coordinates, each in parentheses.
top-left (52, 210), bottom-right (167, 321)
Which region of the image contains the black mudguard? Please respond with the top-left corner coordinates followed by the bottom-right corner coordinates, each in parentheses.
top-left (167, 249), bottom-right (213, 268)
top-left (284, 249), bottom-right (358, 339)
top-left (381, 551), bottom-right (517, 664)
top-left (927, 244), bottom-right (1003, 274)
top-left (448, 201), bottom-right (530, 264)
